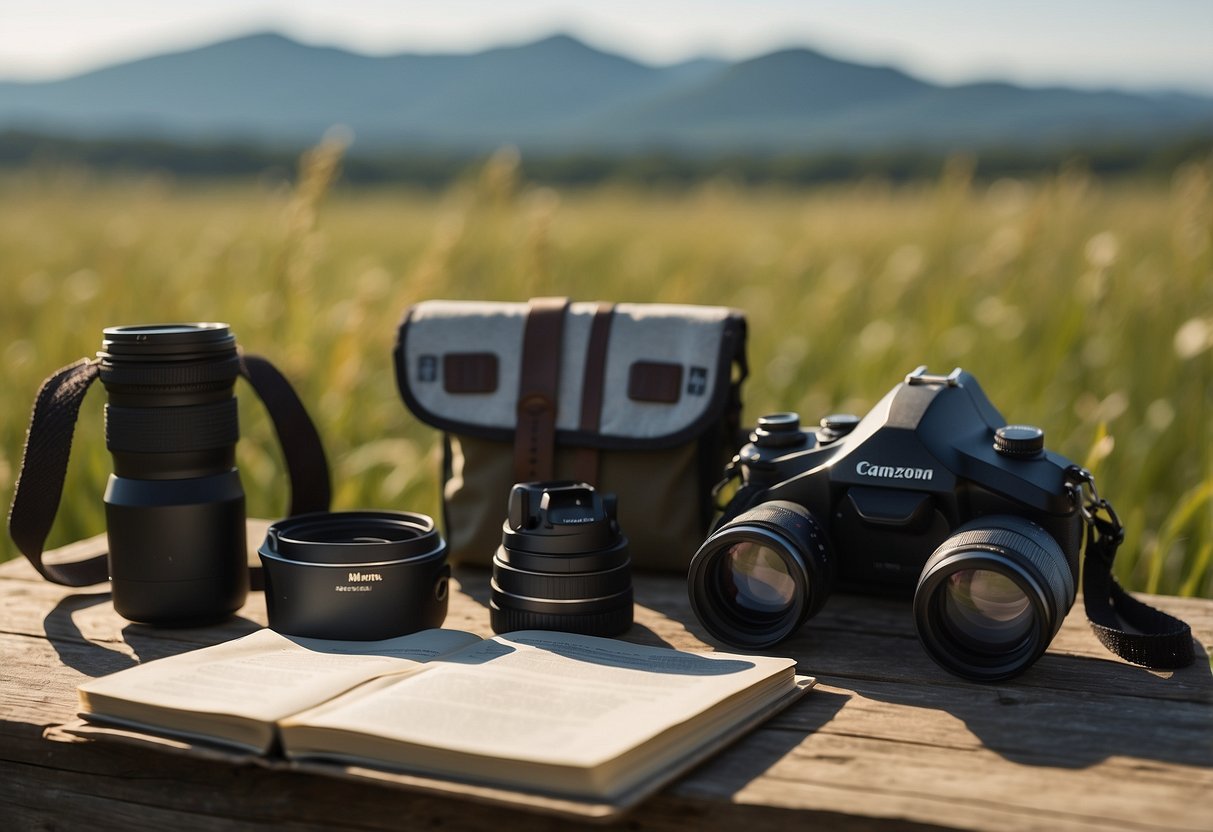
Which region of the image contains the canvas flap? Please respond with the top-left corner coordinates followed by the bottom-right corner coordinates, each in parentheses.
top-left (395, 300), bottom-right (745, 449)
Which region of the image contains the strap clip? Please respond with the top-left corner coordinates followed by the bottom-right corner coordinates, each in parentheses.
top-left (1066, 465), bottom-right (1124, 544)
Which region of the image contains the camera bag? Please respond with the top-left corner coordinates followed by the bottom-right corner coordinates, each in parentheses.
top-left (395, 298), bottom-right (748, 571)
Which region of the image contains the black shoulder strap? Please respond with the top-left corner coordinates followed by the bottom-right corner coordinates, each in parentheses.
top-left (8, 353), bottom-right (330, 587)
top-left (1071, 468), bottom-right (1195, 669)
top-left (238, 351), bottom-right (330, 515)
top-left (8, 359), bottom-right (106, 586)
top-left (1082, 517), bottom-right (1195, 669)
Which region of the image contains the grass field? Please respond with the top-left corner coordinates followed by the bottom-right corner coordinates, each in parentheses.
top-left (1, 146), bottom-right (1210, 597)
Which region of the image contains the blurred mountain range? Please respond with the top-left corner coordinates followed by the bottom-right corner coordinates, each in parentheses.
top-left (0, 32), bottom-right (1209, 154)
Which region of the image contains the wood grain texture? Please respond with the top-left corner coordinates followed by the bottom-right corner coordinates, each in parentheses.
top-left (2, 524), bottom-right (1211, 832)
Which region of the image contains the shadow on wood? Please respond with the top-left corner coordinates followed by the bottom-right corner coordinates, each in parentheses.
top-left (43, 590), bottom-right (263, 677)
top-left (4, 711), bottom-right (936, 832)
top-left (639, 583), bottom-right (1213, 770)
top-left (841, 642), bottom-right (1213, 769)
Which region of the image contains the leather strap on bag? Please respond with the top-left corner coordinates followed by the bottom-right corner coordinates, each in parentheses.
top-left (7, 353), bottom-right (330, 587)
top-left (572, 303), bottom-right (615, 486)
top-left (514, 298), bottom-right (569, 483)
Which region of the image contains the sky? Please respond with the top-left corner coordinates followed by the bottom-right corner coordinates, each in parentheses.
top-left (1, 0), bottom-right (1211, 95)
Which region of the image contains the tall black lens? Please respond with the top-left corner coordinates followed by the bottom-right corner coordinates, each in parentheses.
top-left (688, 501), bottom-right (832, 649)
top-left (98, 323), bottom-right (247, 625)
top-left (914, 515), bottom-right (1076, 681)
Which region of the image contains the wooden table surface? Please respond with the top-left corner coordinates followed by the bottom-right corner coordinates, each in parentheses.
top-left (2, 525), bottom-right (1211, 832)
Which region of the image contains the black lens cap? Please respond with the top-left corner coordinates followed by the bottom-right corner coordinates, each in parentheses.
top-left (101, 323), bottom-right (236, 358)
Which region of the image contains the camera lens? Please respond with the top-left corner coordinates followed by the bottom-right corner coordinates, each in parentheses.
top-left (688, 501), bottom-right (832, 649)
top-left (491, 482), bottom-right (632, 637)
top-left (98, 323), bottom-right (246, 625)
top-left (914, 515), bottom-right (1075, 681)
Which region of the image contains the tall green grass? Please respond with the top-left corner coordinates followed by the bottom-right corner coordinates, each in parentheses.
top-left (1, 147), bottom-right (1210, 596)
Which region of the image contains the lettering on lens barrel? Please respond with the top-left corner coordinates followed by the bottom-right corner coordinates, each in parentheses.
top-left (687, 367), bottom-right (1083, 682)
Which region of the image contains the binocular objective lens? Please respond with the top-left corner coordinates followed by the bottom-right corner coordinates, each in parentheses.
top-left (914, 515), bottom-right (1076, 681)
top-left (941, 568), bottom-right (1034, 650)
top-left (688, 501), bottom-right (832, 649)
top-left (721, 542), bottom-right (797, 615)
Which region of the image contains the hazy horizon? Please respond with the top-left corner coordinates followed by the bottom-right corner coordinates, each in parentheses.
top-left (2, 1), bottom-right (1212, 96)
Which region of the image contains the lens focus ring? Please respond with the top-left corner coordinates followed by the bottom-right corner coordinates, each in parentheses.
top-left (105, 399), bottom-right (240, 454)
top-left (491, 554), bottom-right (632, 600)
top-left (98, 354), bottom-right (241, 389)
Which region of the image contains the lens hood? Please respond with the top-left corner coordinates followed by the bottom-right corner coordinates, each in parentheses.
top-left (258, 511), bottom-right (449, 641)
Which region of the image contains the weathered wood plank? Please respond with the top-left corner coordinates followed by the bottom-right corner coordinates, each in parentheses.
top-left (3, 721), bottom-right (947, 832)
top-left (677, 730), bottom-right (1213, 832)
top-left (5, 704), bottom-right (1208, 832)
top-left (1, 523), bottom-right (1211, 832)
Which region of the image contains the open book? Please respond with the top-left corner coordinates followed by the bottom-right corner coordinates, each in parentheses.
top-left (77, 628), bottom-right (810, 806)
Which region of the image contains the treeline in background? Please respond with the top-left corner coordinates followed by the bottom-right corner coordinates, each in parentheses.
top-left (2, 129), bottom-right (1211, 187)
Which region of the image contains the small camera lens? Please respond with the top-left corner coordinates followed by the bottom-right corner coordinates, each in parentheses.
top-left (491, 482), bottom-right (632, 637)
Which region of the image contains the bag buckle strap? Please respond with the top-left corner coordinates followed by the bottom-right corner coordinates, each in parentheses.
top-left (572, 302), bottom-right (616, 486)
top-left (514, 298), bottom-right (569, 483)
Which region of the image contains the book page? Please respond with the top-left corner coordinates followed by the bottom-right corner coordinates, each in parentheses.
top-left (283, 631), bottom-right (795, 768)
top-left (79, 628), bottom-right (483, 726)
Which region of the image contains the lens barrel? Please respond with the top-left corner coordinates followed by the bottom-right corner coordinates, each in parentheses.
top-left (687, 501), bottom-right (832, 649)
top-left (914, 515), bottom-right (1075, 681)
top-left (259, 511), bottom-right (449, 640)
top-left (490, 482), bottom-right (633, 637)
top-left (98, 323), bottom-right (247, 625)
